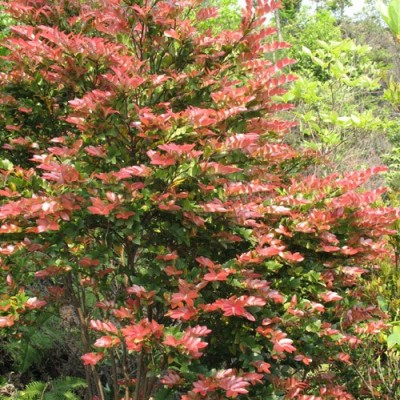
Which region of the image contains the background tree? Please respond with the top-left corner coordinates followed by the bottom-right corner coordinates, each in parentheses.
top-left (281, 0), bottom-right (303, 21)
top-left (198, 0), bottom-right (241, 32)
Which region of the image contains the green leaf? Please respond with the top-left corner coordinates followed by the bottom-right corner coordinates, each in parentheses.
top-left (19, 381), bottom-right (46, 399)
top-left (387, 326), bottom-right (400, 348)
top-left (154, 388), bottom-right (175, 400)
top-left (0, 159), bottom-right (13, 171)
top-left (377, 295), bottom-right (389, 312)
top-left (388, 0), bottom-right (400, 35)
top-left (350, 114), bottom-right (360, 125)
top-left (302, 46), bottom-right (312, 56)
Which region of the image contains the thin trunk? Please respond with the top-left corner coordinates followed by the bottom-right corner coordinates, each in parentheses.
top-left (274, 9), bottom-right (282, 42)
top-left (122, 343), bottom-right (131, 400)
top-left (92, 368), bottom-right (106, 400)
top-left (111, 350), bottom-right (120, 400)
top-left (66, 274), bottom-right (105, 400)
top-left (134, 351), bottom-right (145, 400)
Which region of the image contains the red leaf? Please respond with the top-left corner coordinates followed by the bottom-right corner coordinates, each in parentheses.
top-left (35, 266), bottom-right (66, 278)
top-left (89, 320), bottom-right (118, 334)
top-left (85, 145), bottom-right (107, 158)
top-left (113, 165), bottom-right (152, 179)
top-left (196, 256), bottom-right (217, 269)
top-left (26, 218), bottom-right (60, 233)
top-left (160, 371), bottom-right (182, 388)
top-left (164, 29), bottom-right (180, 40)
top-left (24, 297), bottom-right (47, 309)
top-left (88, 197), bottom-right (117, 216)
top-left (202, 162), bottom-right (242, 175)
top-left (166, 306), bottom-right (197, 321)
top-left (271, 331), bottom-right (296, 353)
top-left (196, 7), bottom-right (218, 20)
top-left (146, 150), bottom-right (176, 166)
top-left (163, 265), bottom-right (183, 276)
top-left (158, 143), bottom-right (195, 154)
top-left (79, 257), bottom-right (100, 267)
top-left (212, 296), bottom-right (263, 321)
top-left (294, 354), bottom-right (312, 365)
top-left (320, 291), bottom-right (342, 302)
top-left (81, 352), bottom-right (104, 366)
top-left (201, 199), bottom-right (229, 213)
top-left (112, 307), bottom-right (134, 320)
top-left (273, 338), bottom-right (296, 353)
top-left (337, 352), bottom-right (351, 364)
top-left (187, 325), bottom-right (212, 337)
top-left (170, 281), bottom-right (199, 308)
top-left (279, 251), bottom-right (304, 262)
top-left (203, 269), bottom-right (231, 281)
top-left (192, 377), bottom-right (217, 396)
top-left (127, 285), bottom-right (155, 301)
top-left (219, 376), bottom-right (250, 398)
top-left (253, 360), bottom-right (271, 374)
top-left (0, 315), bottom-right (15, 328)
top-left (94, 335), bottom-right (121, 348)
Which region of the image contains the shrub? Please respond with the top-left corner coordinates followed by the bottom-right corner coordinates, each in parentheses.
top-left (284, 38), bottom-right (394, 176)
top-left (0, 0), bottom-right (397, 399)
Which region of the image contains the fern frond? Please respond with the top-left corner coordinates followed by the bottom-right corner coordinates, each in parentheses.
top-left (51, 376), bottom-right (86, 392)
top-left (45, 391), bottom-right (79, 400)
top-left (18, 381), bottom-right (46, 399)
top-left (6, 313), bottom-right (64, 373)
top-left (49, 376), bottom-right (86, 395)
top-left (17, 376), bottom-right (86, 400)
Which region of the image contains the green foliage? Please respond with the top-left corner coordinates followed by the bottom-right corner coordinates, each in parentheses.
top-left (197, 0), bottom-right (241, 33)
top-left (280, 0), bottom-right (302, 22)
top-left (367, 260), bottom-right (400, 316)
top-left (284, 9), bottom-right (342, 77)
top-left (5, 313), bottom-right (66, 374)
top-left (377, 64), bottom-right (400, 262)
top-left (340, 15), bottom-right (394, 68)
top-left (381, 77), bottom-right (400, 192)
top-left (0, 9), bottom-right (13, 35)
top-left (341, 334), bottom-right (400, 398)
top-left (18, 377), bottom-right (86, 400)
top-left (0, 8), bottom-right (13, 57)
top-left (325, 0), bottom-right (352, 17)
top-left (284, 37), bottom-right (394, 173)
top-left (378, 0), bottom-right (400, 39)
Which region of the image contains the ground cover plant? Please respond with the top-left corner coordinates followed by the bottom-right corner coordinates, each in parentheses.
top-left (0, 0), bottom-right (398, 399)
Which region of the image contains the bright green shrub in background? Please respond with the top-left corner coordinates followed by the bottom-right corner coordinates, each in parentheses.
top-left (284, 38), bottom-right (394, 174)
top-left (284, 9), bottom-right (342, 79)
